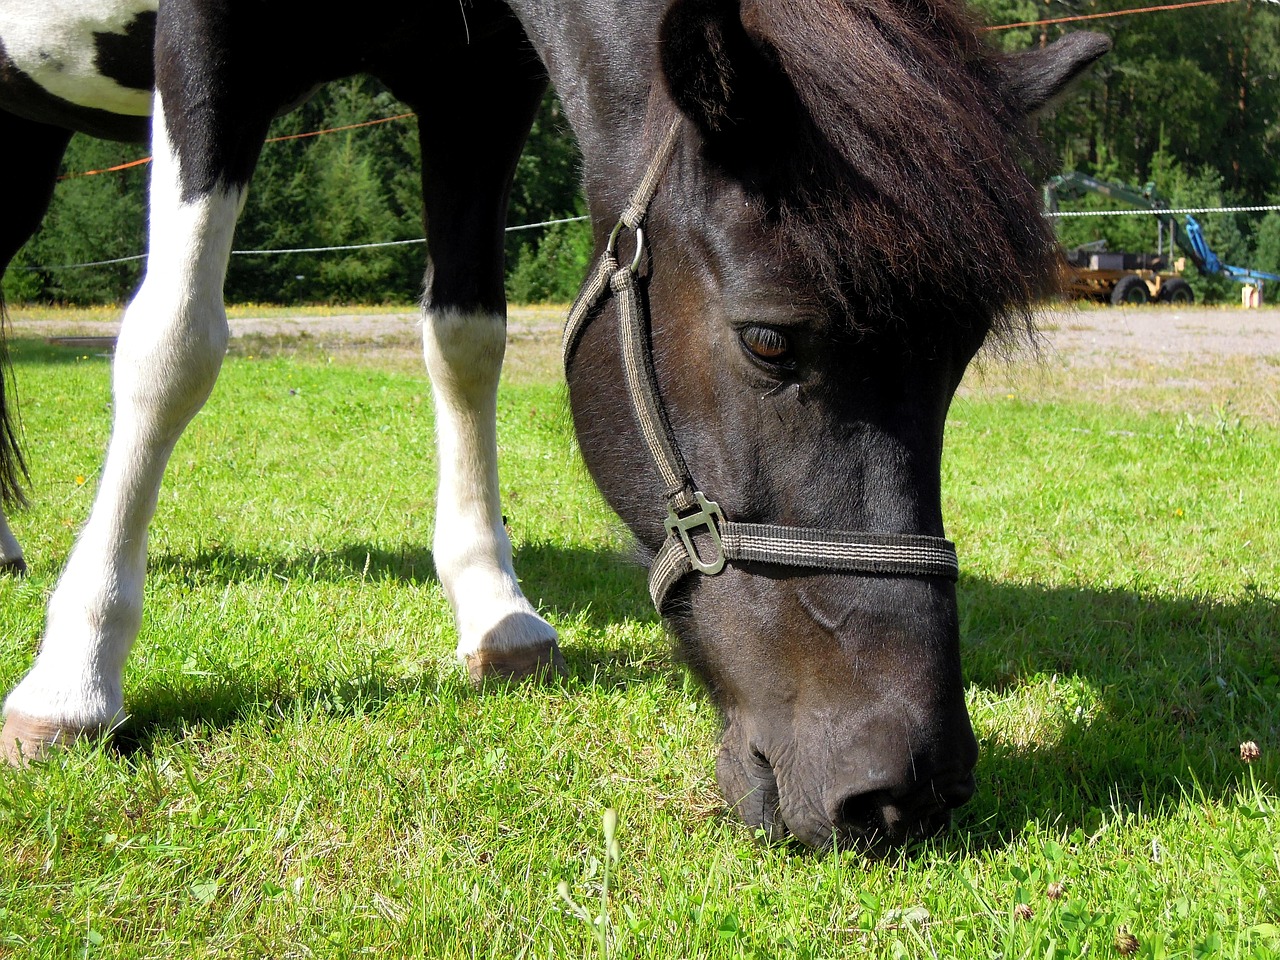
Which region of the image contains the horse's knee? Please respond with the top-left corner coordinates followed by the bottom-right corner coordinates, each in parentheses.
top-left (108, 106), bottom-right (241, 433)
top-left (112, 297), bottom-right (228, 434)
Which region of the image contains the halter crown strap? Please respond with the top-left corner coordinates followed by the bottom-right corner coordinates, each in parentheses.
top-left (563, 118), bottom-right (960, 614)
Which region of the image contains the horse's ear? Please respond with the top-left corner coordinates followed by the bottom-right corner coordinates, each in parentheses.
top-left (658, 0), bottom-right (792, 149)
top-left (1000, 32), bottom-right (1111, 116)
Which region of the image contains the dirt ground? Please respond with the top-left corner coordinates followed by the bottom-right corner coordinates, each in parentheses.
top-left (14, 302), bottom-right (1280, 359)
top-left (1031, 304), bottom-right (1280, 364)
top-left (10, 302), bottom-right (1280, 420)
top-left (970, 305), bottom-right (1280, 422)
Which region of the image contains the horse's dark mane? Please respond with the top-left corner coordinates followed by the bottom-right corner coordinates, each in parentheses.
top-left (752, 0), bottom-right (1059, 338)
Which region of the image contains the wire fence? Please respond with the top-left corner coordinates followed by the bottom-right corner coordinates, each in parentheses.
top-left (1045, 205), bottom-right (1280, 218)
top-left (23, 216), bottom-right (594, 272)
top-left (27, 207), bottom-right (1280, 272)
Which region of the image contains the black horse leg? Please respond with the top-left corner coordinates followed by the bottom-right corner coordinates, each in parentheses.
top-left (382, 37), bottom-right (561, 682)
top-left (0, 112), bottom-right (75, 574)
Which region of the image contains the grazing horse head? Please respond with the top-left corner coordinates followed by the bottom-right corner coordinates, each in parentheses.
top-left (556, 1), bottom-right (1108, 850)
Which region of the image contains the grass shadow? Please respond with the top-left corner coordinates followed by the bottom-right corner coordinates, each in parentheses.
top-left (90, 545), bottom-right (1280, 842)
top-left (515, 539), bottom-right (656, 628)
top-left (116, 539), bottom-right (671, 749)
top-left (147, 541), bottom-right (440, 586)
top-left (112, 665), bottom-right (446, 761)
top-left (5, 335), bottom-right (116, 367)
top-left (954, 576), bottom-right (1279, 847)
top-left (143, 539), bottom-right (651, 612)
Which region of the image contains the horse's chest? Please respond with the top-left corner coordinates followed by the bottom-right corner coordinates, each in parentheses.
top-left (0, 0), bottom-right (155, 116)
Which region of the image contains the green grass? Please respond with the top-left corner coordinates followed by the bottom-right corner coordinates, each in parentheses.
top-left (1, 328), bottom-right (1277, 959)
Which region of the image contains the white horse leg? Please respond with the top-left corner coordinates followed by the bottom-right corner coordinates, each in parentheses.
top-left (2, 103), bottom-right (237, 764)
top-left (423, 308), bottom-right (562, 682)
top-left (0, 507), bottom-right (23, 574)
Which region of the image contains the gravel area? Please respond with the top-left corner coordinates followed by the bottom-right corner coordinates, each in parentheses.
top-left (12, 303), bottom-right (1280, 361)
top-left (1032, 305), bottom-right (1280, 365)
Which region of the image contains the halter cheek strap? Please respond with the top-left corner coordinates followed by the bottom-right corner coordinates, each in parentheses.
top-left (563, 118), bottom-right (960, 613)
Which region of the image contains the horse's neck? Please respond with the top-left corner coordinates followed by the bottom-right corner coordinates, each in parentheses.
top-left (506, 0), bottom-right (665, 216)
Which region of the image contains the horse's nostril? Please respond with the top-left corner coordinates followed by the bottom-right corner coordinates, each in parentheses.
top-left (833, 776), bottom-right (973, 852)
top-left (888, 771), bottom-right (976, 813)
top-left (833, 790), bottom-right (897, 849)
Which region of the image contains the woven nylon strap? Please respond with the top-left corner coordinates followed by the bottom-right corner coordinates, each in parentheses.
top-left (563, 118), bottom-right (960, 613)
top-left (649, 524), bottom-right (959, 610)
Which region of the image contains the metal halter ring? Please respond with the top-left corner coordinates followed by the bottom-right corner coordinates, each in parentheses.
top-left (607, 220), bottom-right (645, 274)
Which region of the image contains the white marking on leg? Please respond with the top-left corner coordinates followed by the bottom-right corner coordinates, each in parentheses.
top-left (423, 308), bottom-right (557, 661)
top-left (3, 98), bottom-right (238, 738)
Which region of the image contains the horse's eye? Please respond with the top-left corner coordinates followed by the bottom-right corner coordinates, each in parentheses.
top-left (739, 326), bottom-right (791, 365)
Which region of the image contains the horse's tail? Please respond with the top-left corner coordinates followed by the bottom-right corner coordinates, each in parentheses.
top-left (0, 292), bottom-right (30, 508)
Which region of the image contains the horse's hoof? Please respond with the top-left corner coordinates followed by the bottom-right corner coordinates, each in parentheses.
top-left (466, 640), bottom-right (566, 685)
top-left (0, 557), bottom-right (28, 577)
top-left (1, 711), bottom-right (77, 767)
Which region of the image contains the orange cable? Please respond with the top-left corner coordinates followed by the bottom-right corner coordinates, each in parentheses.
top-left (984, 0), bottom-right (1237, 31)
top-left (61, 155), bottom-right (153, 179)
top-left (58, 111), bottom-right (415, 179)
top-left (262, 111), bottom-right (414, 144)
top-left (57, 0), bottom-right (1245, 178)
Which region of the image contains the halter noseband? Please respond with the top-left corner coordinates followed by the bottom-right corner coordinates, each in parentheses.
top-left (562, 119), bottom-right (960, 613)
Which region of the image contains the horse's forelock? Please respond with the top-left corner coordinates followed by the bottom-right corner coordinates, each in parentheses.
top-left (745, 0), bottom-right (1060, 337)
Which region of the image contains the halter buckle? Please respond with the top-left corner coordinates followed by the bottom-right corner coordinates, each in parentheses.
top-left (665, 492), bottom-right (727, 575)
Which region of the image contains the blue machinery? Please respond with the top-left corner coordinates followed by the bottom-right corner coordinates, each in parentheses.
top-left (1045, 172), bottom-right (1278, 304)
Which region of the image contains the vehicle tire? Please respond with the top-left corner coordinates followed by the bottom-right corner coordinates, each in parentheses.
top-left (1110, 275), bottom-right (1151, 306)
top-left (1158, 277), bottom-right (1194, 304)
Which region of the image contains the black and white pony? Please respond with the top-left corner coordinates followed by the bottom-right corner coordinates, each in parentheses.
top-left (0, 0), bottom-right (1106, 852)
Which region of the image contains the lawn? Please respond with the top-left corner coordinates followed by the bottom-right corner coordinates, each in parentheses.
top-left (1, 312), bottom-right (1277, 959)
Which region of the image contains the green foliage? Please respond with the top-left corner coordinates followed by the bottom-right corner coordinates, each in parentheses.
top-left (1252, 212), bottom-right (1280, 274)
top-left (506, 217), bottom-right (593, 304)
top-left (975, 0), bottom-right (1280, 302)
top-left (508, 94), bottom-right (584, 249)
top-left (504, 94), bottom-right (590, 304)
top-left (1020, 0), bottom-right (1280, 199)
top-left (226, 77), bottom-right (426, 305)
top-left (2, 136), bottom-right (146, 306)
top-left (5, 81), bottom-right (589, 307)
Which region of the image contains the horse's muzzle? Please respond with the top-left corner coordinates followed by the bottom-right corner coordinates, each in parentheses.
top-left (717, 729), bottom-right (976, 853)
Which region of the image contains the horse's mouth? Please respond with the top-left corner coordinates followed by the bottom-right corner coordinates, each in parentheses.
top-left (718, 736), bottom-right (973, 853)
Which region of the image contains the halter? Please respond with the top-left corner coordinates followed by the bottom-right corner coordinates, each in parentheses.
top-left (562, 119), bottom-right (960, 613)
